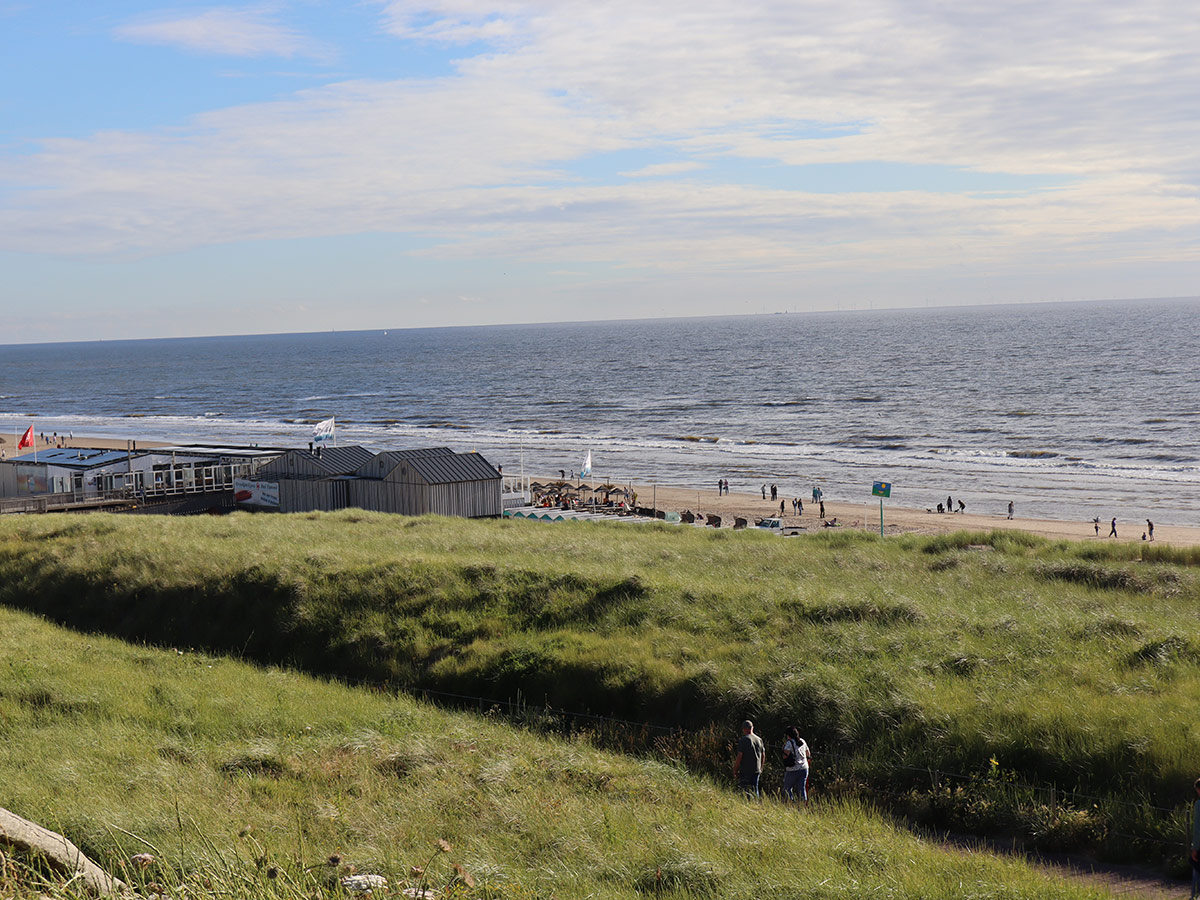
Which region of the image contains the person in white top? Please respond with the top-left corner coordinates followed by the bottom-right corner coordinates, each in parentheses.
top-left (781, 725), bottom-right (812, 804)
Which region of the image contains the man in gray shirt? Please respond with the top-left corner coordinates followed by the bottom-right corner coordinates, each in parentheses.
top-left (732, 719), bottom-right (766, 799)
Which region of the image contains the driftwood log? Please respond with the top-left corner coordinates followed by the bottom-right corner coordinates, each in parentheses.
top-left (0, 806), bottom-right (124, 895)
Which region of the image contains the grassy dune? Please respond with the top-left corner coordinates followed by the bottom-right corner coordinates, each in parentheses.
top-left (0, 512), bottom-right (1197, 860)
top-left (0, 606), bottom-right (1112, 900)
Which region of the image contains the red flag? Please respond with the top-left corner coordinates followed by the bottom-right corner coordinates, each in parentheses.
top-left (17, 425), bottom-right (34, 450)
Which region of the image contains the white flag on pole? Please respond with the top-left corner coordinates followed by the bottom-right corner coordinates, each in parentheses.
top-left (313, 417), bottom-right (336, 442)
top-left (581, 450), bottom-right (592, 477)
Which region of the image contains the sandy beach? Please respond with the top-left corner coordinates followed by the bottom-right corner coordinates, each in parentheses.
top-left (533, 477), bottom-right (1200, 549)
top-left (3, 429), bottom-right (1194, 547)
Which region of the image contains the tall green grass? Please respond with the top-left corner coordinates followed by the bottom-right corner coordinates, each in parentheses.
top-left (0, 512), bottom-right (1197, 861)
top-left (0, 606), bottom-right (1110, 900)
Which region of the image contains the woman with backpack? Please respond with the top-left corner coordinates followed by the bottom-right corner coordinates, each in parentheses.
top-left (781, 725), bottom-right (812, 804)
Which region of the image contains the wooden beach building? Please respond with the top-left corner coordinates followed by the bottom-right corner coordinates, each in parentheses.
top-left (252, 445), bottom-right (502, 518)
top-left (348, 448), bottom-right (502, 517)
top-left (254, 446), bottom-right (374, 512)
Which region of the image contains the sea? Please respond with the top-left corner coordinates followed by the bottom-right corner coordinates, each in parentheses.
top-left (2, 297), bottom-right (1198, 526)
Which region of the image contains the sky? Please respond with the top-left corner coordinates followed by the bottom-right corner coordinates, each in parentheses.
top-left (1, 1), bottom-right (1199, 343)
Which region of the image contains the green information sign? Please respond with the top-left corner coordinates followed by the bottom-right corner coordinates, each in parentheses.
top-left (872, 481), bottom-right (891, 498)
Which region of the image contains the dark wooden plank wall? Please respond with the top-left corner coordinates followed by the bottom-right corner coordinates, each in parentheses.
top-left (276, 476), bottom-right (500, 517)
top-left (279, 479), bottom-right (347, 513)
top-left (346, 479), bottom-right (501, 517)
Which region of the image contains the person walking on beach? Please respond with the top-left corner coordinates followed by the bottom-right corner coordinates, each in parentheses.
top-left (781, 726), bottom-right (812, 804)
top-left (733, 720), bottom-right (766, 800)
top-left (812, 486), bottom-right (819, 504)
top-left (1109, 517), bottom-right (1118, 538)
top-left (780, 500), bottom-right (786, 516)
top-left (771, 484), bottom-right (778, 501)
top-left (819, 500), bottom-right (825, 519)
top-left (1147, 519), bottom-right (1154, 540)
top-left (762, 484), bottom-right (767, 500)
top-left (1007, 501), bottom-right (1015, 520)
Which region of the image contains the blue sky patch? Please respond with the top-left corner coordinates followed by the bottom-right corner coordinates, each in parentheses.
top-left (555, 150), bottom-right (1070, 195)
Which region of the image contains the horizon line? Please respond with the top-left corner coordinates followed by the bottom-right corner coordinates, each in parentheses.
top-left (2, 294), bottom-right (1197, 349)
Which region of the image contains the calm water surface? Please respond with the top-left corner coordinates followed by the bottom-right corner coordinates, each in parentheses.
top-left (2, 298), bottom-right (1197, 525)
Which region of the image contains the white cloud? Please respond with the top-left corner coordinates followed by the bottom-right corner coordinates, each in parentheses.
top-left (114, 6), bottom-right (323, 59)
top-left (376, 0), bottom-right (529, 44)
top-left (2, 0), bottom-right (1199, 311)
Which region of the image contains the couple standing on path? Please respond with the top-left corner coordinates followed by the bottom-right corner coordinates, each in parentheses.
top-left (732, 720), bottom-right (811, 803)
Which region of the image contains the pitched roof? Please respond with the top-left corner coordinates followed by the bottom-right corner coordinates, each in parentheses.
top-left (407, 451), bottom-right (500, 484)
top-left (292, 445), bottom-right (375, 475)
top-left (361, 448), bottom-right (500, 484)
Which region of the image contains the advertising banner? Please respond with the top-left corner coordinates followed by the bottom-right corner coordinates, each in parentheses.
top-left (233, 478), bottom-right (279, 507)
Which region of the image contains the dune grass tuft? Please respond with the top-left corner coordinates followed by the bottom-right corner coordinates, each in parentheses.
top-left (0, 512), bottom-right (1197, 862)
top-left (0, 607), bottom-right (1117, 899)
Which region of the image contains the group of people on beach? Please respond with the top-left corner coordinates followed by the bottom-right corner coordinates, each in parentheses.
top-left (710, 480), bottom-right (827, 520)
top-left (1091, 517), bottom-right (1155, 540)
top-left (732, 719), bottom-right (812, 804)
top-left (933, 494), bottom-right (967, 514)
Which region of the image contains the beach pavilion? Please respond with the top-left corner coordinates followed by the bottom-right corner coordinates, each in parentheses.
top-left (250, 446), bottom-right (502, 518)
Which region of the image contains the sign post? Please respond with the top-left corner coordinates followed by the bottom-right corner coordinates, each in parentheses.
top-left (871, 481), bottom-right (891, 536)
